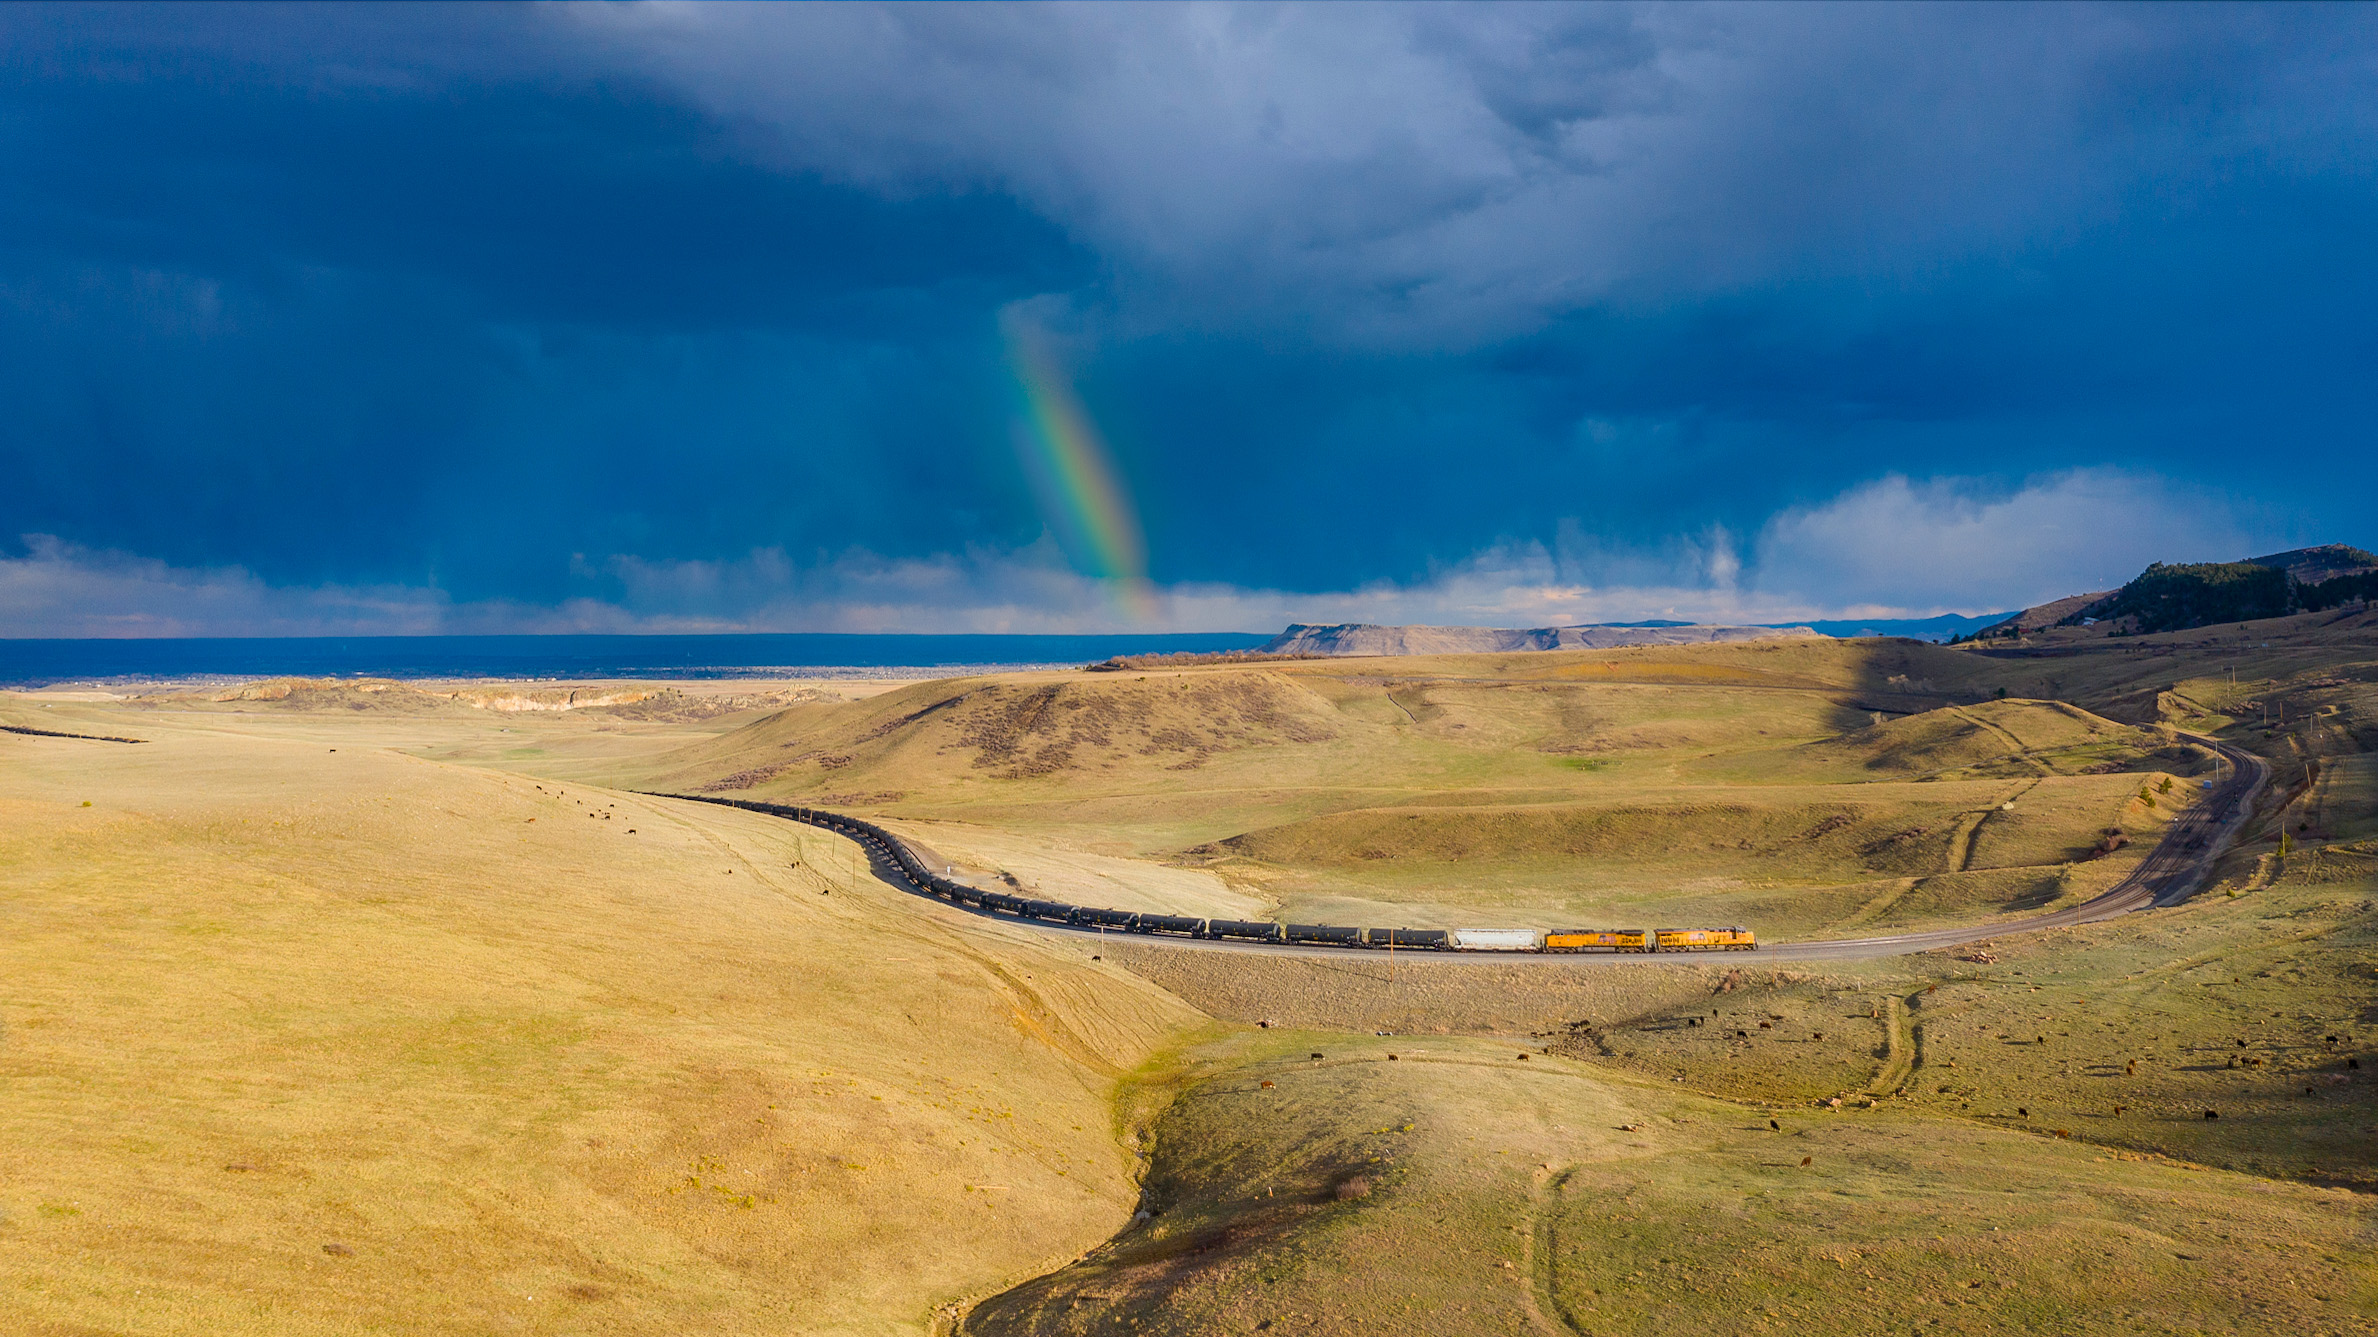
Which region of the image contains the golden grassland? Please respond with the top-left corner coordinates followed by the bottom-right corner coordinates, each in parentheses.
top-left (3, 606), bottom-right (2374, 1334)
top-left (0, 702), bottom-right (1203, 1335)
top-left (1557, 864), bottom-right (2378, 1179)
top-left (966, 1027), bottom-right (2373, 1336)
top-left (605, 635), bottom-right (2266, 938)
top-left (975, 862), bottom-right (2377, 1335)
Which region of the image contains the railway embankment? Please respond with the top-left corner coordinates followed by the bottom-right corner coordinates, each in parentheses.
top-left (648, 732), bottom-right (2266, 966)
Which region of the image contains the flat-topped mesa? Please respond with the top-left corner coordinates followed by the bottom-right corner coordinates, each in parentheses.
top-left (1255, 622), bottom-right (1822, 657)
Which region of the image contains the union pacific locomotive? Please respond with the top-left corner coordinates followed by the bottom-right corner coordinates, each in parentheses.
top-left (669, 795), bottom-right (1757, 954)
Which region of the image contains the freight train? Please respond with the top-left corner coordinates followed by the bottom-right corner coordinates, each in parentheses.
top-left (666, 795), bottom-right (1757, 954)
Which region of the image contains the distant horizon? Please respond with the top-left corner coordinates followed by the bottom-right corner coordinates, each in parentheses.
top-left (0, 614), bottom-right (2022, 687)
top-left (0, 631), bottom-right (1273, 688)
top-left (0, 611), bottom-right (2019, 644)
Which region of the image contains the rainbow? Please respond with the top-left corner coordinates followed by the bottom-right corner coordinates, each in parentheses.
top-left (1005, 319), bottom-right (1156, 618)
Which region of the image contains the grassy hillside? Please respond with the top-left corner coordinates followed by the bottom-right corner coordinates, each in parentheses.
top-left (963, 1027), bottom-right (2373, 1336)
top-left (0, 703), bottom-right (1204, 1335)
top-left (11, 612), bottom-right (2375, 1336)
top-left (623, 638), bottom-right (2012, 831)
top-left (618, 641), bottom-right (2207, 937)
top-left (2075, 560), bottom-right (2295, 633)
top-left (985, 848), bottom-right (2377, 1336)
top-left (1742, 698), bottom-right (2180, 781)
top-left (1949, 603), bottom-right (2378, 721)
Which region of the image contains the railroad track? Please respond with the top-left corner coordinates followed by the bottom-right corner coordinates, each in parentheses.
top-left (641, 733), bottom-right (2269, 965)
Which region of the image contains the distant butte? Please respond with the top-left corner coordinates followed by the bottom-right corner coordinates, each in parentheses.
top-left (1255, 622), bottom-right (1820, 657)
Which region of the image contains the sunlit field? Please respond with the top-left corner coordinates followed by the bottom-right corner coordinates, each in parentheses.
top-left (5, 609), bottom-right (2374, 1334)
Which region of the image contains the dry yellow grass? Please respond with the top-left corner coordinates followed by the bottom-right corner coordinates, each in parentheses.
top-left (621, 616), bottom-right (2374, 846)
top-left (6, 614), bottom-right (2373, 1335)
top-left (612, 641), bottom-right (2212, 938)
top-left (1551, 858), bottom-right (2378, 1184)
top-left (964, 828), bottom-right (2378, 1337)
top-left (965, 1029), bottom-right (2377, 1337)
top-left (0, 705), bottom-right (1204, 1335)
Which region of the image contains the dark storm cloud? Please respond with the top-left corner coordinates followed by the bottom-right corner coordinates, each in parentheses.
top-left (0, 2), bottom-right (2372, 634)
top-left (0, 2), bottom-right (1086, 604)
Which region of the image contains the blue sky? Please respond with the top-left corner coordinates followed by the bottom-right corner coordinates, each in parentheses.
top-left (1, 2), bottom-right (2371, 635)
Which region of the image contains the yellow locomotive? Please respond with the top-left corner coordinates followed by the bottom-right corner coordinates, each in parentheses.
top-left (1543, 929), bottom-right (1653, 953)
top-left (1543, 926), bottom-right (1756, 953)
top-left (1654, 926), bottom-right (1758, 952)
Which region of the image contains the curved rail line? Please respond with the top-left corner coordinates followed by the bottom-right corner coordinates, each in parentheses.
top-left (641, 733), bottom-right (2268, 964)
